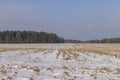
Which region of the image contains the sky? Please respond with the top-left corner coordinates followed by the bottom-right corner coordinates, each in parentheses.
top-left (0, 0), bottom-right (120, 40)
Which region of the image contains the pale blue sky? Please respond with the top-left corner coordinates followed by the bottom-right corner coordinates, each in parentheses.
top-left (0, 0), bottom-right (120, 40)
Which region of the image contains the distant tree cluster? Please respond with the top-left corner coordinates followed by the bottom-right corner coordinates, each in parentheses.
top-left (64, 38), bottom-right (120, 43)
top-left (64, 39), bottom-right (83, 43)
top-left (85, 38), bottom-right (120, 43)
top-left (0, 31), bottom-right (64, 43)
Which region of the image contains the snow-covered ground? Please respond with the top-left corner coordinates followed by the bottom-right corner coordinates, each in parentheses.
top-left (0, 44), bottom-right (119, 80)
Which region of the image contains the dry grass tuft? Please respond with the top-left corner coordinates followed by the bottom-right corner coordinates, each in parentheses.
top-left (62, 66), bottom-right (69, 70)
top-left (64, 71), bottom-right (70, 76)
top-left (33, 66), bottom-right (40, 73)
top-left (29, 77), bottom-right (34, 80)
top-left (90, 74), bottom-right (97, 79)
top-left (7, 76), bottom-right (12, 80)
top-left (46, 67), bottom-right (54, 72)
top-left (100, 67), bottom-right (111, 73)
top-left (0, 69), bottom-right (7, 75)
top-left (114, 68), bottom-right (120, 74)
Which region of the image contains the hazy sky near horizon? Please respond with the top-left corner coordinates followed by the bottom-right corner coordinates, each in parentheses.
top-left (0, 0), bottom-right (120, 40)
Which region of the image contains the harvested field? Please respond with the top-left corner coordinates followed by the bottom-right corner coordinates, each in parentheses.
top-left (0, 44), bottom-right (119, 80)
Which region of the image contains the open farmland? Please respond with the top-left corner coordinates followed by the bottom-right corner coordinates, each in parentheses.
top-left (0, 44), bottom-right (119, 80)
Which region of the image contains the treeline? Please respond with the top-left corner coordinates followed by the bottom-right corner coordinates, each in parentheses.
top-left (64, 37), bottom-right (120, 43)
top-left (85, 38), bottom-right (120, 43)
top-left (64, 39), bottom-right (83, 43)
top-left (1, 30), bottom-right (120, 43)
top-left (0, 31), bottom-right (64, 43)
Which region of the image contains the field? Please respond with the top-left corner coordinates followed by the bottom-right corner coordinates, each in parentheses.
top-left (0, 44), bottom-right (120, 80)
